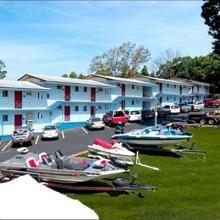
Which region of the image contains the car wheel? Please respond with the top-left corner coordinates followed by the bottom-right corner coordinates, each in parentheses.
top-left (208, 119), bottom-right (215, 125)
top-left (199, 119), bottom-right (206, 125)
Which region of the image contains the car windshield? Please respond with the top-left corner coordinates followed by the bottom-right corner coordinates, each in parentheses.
top-left (130, 111), bottom-right (140, 115)
top-left (171, 106), bottom-right (179, 109)
top-left (44, 126), bottom-right (56, 130)
top-left (92, 118), bottom-right (101, 122)
top-left (13, 129), bottom-right (27, 135)
top-left (114, 111), bottom-right (124, 117)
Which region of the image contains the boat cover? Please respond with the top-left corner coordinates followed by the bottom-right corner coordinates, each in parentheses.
top-left (0, 175), bottom-right (99, 219)
top-left (94, 138), bottom-right (113, 149)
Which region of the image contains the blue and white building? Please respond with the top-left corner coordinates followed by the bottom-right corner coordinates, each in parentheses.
top-left (0, 80), bottom-right (49, 136)
top-left (0, 73), bottom-right (210, 136)
top-left (86, 75), bottom-right (156, 111)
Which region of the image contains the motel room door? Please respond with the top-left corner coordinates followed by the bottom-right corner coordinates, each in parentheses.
top-left (64, 86), bottom-right (71, 101)
top-left (14, 114), bottom-right (22, 128)
top-left (90, 106), bottom-right (95, 118)
top-left (64, 106), bottom-right (70, 121)
top-left (91, 88), bottom-right (96, 101)
top-left (14, 91), bottom-right (22, 108)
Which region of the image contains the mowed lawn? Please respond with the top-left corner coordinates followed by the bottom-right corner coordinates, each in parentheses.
top-left (69, 128), bottom-right (220, 220)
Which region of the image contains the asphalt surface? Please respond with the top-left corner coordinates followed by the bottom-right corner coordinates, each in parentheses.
top-left (0, 122), bottom-right (148, 162)
top-left (0, 107), bottom-right (218, 162)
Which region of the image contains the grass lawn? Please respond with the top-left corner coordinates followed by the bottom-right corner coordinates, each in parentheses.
top-left (68, 128), bottom-right (220, 220)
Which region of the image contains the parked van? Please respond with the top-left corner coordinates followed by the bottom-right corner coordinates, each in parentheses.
top-left (124, 110), bottom-right (142, 122)
top-left (162, 104), bottom-right (180, 114)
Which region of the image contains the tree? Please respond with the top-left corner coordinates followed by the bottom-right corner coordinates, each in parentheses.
top-left (69, 71), bottom-right (78, 79)
top-left (140, 65), bottom-right (149, 76)
top-left (62, 71), bottom-right (86, 79)
top-left (156, 54), bottom-right (220, 92)
top-left (150, 48), bottom-right (181, 77)
top-left (0, 60), bottom-right (7, 79)
top-left (78, 73), bottom-right (86, 79)
top-left (89, 42), bottom-right (151, 78)
top-left (201, 0), bottom-right (220, 55)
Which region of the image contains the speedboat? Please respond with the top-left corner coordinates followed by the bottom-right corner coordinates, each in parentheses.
top-left (112, 125), bottom-right (192, 147)
top-left (0, 151), bottom-right (127, 184)
top-left (88, 139), bottom-right (135, 165)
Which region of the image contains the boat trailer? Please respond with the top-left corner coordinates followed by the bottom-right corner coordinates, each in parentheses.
top-left (44, 174), bottom-right (156, 198)
top-left (0, 170), bottom-right (156, 198)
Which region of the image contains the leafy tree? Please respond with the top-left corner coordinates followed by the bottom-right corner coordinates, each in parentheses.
top-left (156, 54), bottom-right (220, 92)
top-left (62, 71), bottom-right (86, 79)
top-left (140, 65), bottom-right (149, 76)
top-left (69, 71), bottom-right (78, 78)
top-left (78, 73), bottom-right (86, 79)
top-left (151, 48), bottom-right (181, 77)
top-left (89, 42), bottom-right (151, 78)
top-left (62, 74), bottom-right (68, 78)
top-left (201, 0), bottom-right (220, 54)
top-left (0, 60), bottom-right (7, 79)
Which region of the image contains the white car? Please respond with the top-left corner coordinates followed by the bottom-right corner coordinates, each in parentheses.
top-left (41, 125), bottom-right (59, 140)
top-left (163, 105), bottom-right (180, 114)
top-left (124, 110), bottom-right (142, 122)
top-left (188, 101), bottom-right (204, 111)
top-left (86, 118), bottom-right (105, 130)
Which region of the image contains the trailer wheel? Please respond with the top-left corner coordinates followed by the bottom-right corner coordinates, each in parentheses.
top-left (199, 119), bottom-right (206, 125)
top-left (113, 177), bottom-right (129, 187)
top-left (208, 118), bottom-right (215, 125)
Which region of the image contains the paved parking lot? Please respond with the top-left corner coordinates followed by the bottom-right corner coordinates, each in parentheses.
top-left (0, 121), bottom-right (147, 162)
top-left (0, 107), bottom-right (218, 162)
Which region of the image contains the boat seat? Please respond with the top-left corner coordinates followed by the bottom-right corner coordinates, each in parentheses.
top-left (93, 138), bottom-right (113, 149)
top-left (38, 152), bottom-right (49, 164)
top-left (26, 157), bottom-right (40, 168)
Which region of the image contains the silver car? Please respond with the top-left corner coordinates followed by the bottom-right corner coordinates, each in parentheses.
top-left (86, 118), bottom-right (105, 130)
top-left (12, 127), bottom-right (35, 147)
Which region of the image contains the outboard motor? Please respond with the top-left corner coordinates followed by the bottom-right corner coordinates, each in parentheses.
top-left (55, 150), bottom-right (64, 159)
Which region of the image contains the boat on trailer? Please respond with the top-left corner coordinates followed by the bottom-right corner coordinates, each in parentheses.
top-left (0, 151), bottom-right (127, 184)
top-left (112, 125), bottom-right (192, 147)
top-left (88, 138), bottom-right (135, 166)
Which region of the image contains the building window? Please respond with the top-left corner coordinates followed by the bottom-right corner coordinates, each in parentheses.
top-left (83, 87), bottom-right (87, 92)
top-left (83, 106), bottom-right (87, 111)
top-left (98, 105), bottom-right (102, 110)
top-left (57, 85), bottom-right (62, 90)
top-left (38, 93), bottom-right (40, 99)
top-left (3, 115), bottom-right (8, 121)
top-left (2, 90), bottom-right (8, 97)
top-left (75, 106), bottom-right (79, 111)
top-left (167, 96), bottom-right (169, 101)
top-left (131, 100), bottom-right (135, 105)
top-left (174, 85), bottom-right (176, 88)
top-left (132, 85), bottom-right (135, 89)
top-left (75, 86), bottom-right (79, 92)
top-left (47, 93), bottom-right (50, 99)
top-left (174, 97), bottom-right (176, 101)
top-left (167, 84), bottom-right (169, 88)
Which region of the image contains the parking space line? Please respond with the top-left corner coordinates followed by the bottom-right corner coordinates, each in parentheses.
top-left (35, 135), bottom-right (40, 145)
top-left (105, 126), bottom-right (111, 129)
top-left (81, 127), bottom-right (88, 134)
top-left (62, 131), bottom-right (65, 139)
top-left (1, 140), bottom-right (12, 152)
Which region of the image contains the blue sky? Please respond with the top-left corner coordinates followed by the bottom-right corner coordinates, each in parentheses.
top-left (0, 1), bottom-right (212, 80)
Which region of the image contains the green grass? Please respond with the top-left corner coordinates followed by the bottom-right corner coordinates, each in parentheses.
top-left (68, 128), bottom-right (220, 220)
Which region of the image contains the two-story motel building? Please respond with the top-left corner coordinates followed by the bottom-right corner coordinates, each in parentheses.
top-left (0, 73), bottom-right (210, 136)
